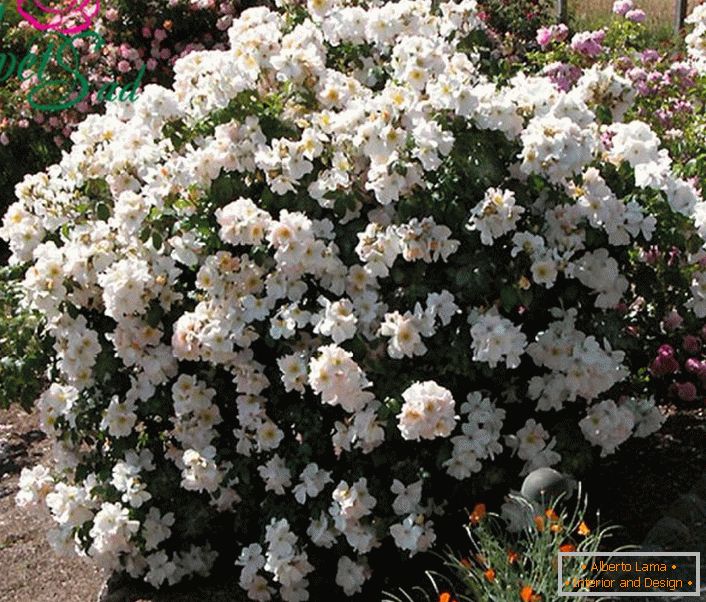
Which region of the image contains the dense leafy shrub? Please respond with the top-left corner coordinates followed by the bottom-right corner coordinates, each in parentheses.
top-left (0, 265), bottom-right (51, 410)
top-left (477, 0), bottom-right (555, 62)
top-left (4, 0), bottom-right (706, 599)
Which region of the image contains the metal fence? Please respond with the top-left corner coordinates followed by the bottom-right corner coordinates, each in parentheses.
top-left (556, 0), bottom-right (690, 32)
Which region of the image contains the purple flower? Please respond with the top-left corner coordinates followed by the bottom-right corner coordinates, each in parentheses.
top-left (625, 9), bottom-right (646, 23)
top-left (571, 30), bottom-right (605, 58)
top-left (543, 61), bottom-right (582, 92)
top-left (627, 67), bottom-right (647, 82)
top-left (650, 344), bottom-right (680, 376)
top-left (640, 49), bottom-right (660, 64)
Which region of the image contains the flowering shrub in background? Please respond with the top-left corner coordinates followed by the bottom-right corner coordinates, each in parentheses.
top-left (3, 0), bottom-right (706, 599)
top-left (0, 0), bottom-right (254, 218)
top-left (530, 1), bottom-right (704, 173)
top-left (475, 0), bottom-right (555, 66)
top-left (526, 1), bottom-right (706, 407)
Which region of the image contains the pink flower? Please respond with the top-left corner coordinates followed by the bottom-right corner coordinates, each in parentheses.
top-left (685, 358), bottom-right (706, 379)
top-left (612, 0), bottom-right (633, 16)
top-left (536, 26), bottom-right (554, 47)
top-left (119, 44), bottom-right (133, 59)
top-left (641, 245), bottom-right (661, 265)
top-left (17, 0), bottom-right (101, 35)
top-left (117, 60), bottom-right (131, 73)
top-left (536, 23), bottom-right (569, 48)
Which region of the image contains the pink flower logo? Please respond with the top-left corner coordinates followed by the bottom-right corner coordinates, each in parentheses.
top-left (17, 0), bottom-right (100, 35)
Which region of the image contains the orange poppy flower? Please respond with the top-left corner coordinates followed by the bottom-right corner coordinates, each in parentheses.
top-left (545, 508), bottom-right (559, 521)
top-left (438, 592), bottom-right (458, 602)
top-left (577, 521), bottom-right (591, 536)
top-left (533, 515), bottom-right (545, 532)
top-left (484, 567), bottom-right (496, 582)
top-left (559, 543), bottom-right (576, 553)
top-left (507, 549), bottom-right (519, 564)
top-left (469, 503), bottom-right (486, 525)
top-left (520, 585), bottom-right (542, 602)
top-left (550, 522), bottom-right (563, 534)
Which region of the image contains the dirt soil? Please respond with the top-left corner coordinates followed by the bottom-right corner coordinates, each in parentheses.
top-left (0, 407), bottom-right (104, 602)
top-left (0, 403), bottom-right (704, 602)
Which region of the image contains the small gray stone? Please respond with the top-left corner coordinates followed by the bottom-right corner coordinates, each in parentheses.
top-left (520, 467), bottom-right (572, 504)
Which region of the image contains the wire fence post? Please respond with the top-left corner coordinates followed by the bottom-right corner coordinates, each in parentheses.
top-left (674, 0), bottom-right (688, 33)
top-left (557, 0), bottom-right (568, 24)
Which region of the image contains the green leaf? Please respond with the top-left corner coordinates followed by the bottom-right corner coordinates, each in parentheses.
top-left (500, 285), bottom-right (518, 311)
top-left (96, 203), bottom-right (110, 221)
top-left (145, 305), bottom-right (163, 328)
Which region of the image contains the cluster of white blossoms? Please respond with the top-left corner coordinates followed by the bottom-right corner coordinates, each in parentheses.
top-left (444, 392), bottom-right (505, 479)
top-left (237, 519), bottom-right (314, 601)
top-left (397, 381), bottom-right (457, 441)
top-left (380, 290), bottom-right (459, 358)
top-left (526, 308), bottom-right (628, 411)
top-left (469, 309), bottom-right (528, 369)
top-left (686, 4), bottom-right (706, 74)
top-left (4, 0), bottom-right (705, 597)
top-left (467, 188), bottom-right (525, 245)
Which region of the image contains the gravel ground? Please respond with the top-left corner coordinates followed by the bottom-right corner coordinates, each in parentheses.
top-left (0, 407), bottom-right (104, 602)
top-left (0, 407), bottom-right (248, 602)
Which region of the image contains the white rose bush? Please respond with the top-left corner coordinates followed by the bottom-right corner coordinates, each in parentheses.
top-left (3, 0), bottom-right (706, 599)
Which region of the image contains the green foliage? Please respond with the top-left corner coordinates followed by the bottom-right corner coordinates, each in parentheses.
top-left (477, 0), bottom-right (555, 59)
top-left (0, 265), bottom-right (52, 410)
top-left (385, 490), bottom-right (614, 602)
